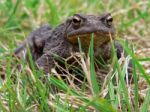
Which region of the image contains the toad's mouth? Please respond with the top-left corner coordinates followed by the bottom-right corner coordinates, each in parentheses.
top-left (67, 32), bottom-right (114, 47)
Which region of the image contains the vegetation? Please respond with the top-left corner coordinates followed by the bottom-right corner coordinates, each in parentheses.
top-left (0, 0), bottom-right (150, 111)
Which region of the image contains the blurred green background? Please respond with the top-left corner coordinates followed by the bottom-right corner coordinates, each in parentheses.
top-left (0, 0), bottom-right (150, 48)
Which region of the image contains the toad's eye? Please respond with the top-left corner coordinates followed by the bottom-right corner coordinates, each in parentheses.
top-left (106, 15), bottom-right (113, 26)
top-left (72, 15), bottom-right (81, 26)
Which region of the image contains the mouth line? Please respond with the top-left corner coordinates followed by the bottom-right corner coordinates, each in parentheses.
top-left (66, 32), bottom-right (113, 46)
top-left (67, 32), bottom-right (113, 39)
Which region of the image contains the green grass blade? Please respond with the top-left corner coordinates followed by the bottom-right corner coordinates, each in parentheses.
top-left (88, 34), bottom-right (99, 95)
top-left (140, 87), bottom-right (150, 112)
top-left (112, 40), bottom-right (133, 112)
top-left (45, 0), bottom-right (59, 25)
top-left (121, 41), bottom-right (150, 85)
top-left (4, 0), bottom-right (20, 28)
top-left (133, 58), bottom-right (139, 112)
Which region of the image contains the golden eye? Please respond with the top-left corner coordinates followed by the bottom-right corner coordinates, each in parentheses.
top-left (106, 15), bottom-right (113, 26)
top-left (72, 15), bottom-right (81, 26)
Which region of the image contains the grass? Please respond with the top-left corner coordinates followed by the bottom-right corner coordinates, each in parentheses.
top-left (0, 0), bottom-right (150, 112)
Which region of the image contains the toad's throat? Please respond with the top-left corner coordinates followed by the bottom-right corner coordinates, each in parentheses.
top-left (67, 32), bottom-right (114, 47)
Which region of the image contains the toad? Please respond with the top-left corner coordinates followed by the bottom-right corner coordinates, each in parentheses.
top-left (15, 13), bottom-right (123, 74)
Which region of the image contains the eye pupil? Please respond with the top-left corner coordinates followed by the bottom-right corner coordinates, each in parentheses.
top-left (72, 16), bottom-right (81, 25)
top-left (106, 15), bottom-right (113, 26)
top-left (107, 17), bottom-right (113, 22)
top-left (73, 18), bottom-right (80, 23)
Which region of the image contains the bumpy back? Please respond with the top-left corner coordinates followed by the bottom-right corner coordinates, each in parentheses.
top-left (14, 24), bottom-right (52, 61)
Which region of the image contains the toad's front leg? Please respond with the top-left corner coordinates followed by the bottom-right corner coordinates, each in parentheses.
top-left (35, 53), bottom-right (55, 74)
top-left (99, 40), bottom-right (132, 73)
top-left (35, 46), bottom-right (72, 74)
top-left (96, 40), bottom-right (124, 61)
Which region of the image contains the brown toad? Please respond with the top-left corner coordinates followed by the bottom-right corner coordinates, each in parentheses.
top-left (15, 13), bottom-right (123, 74)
